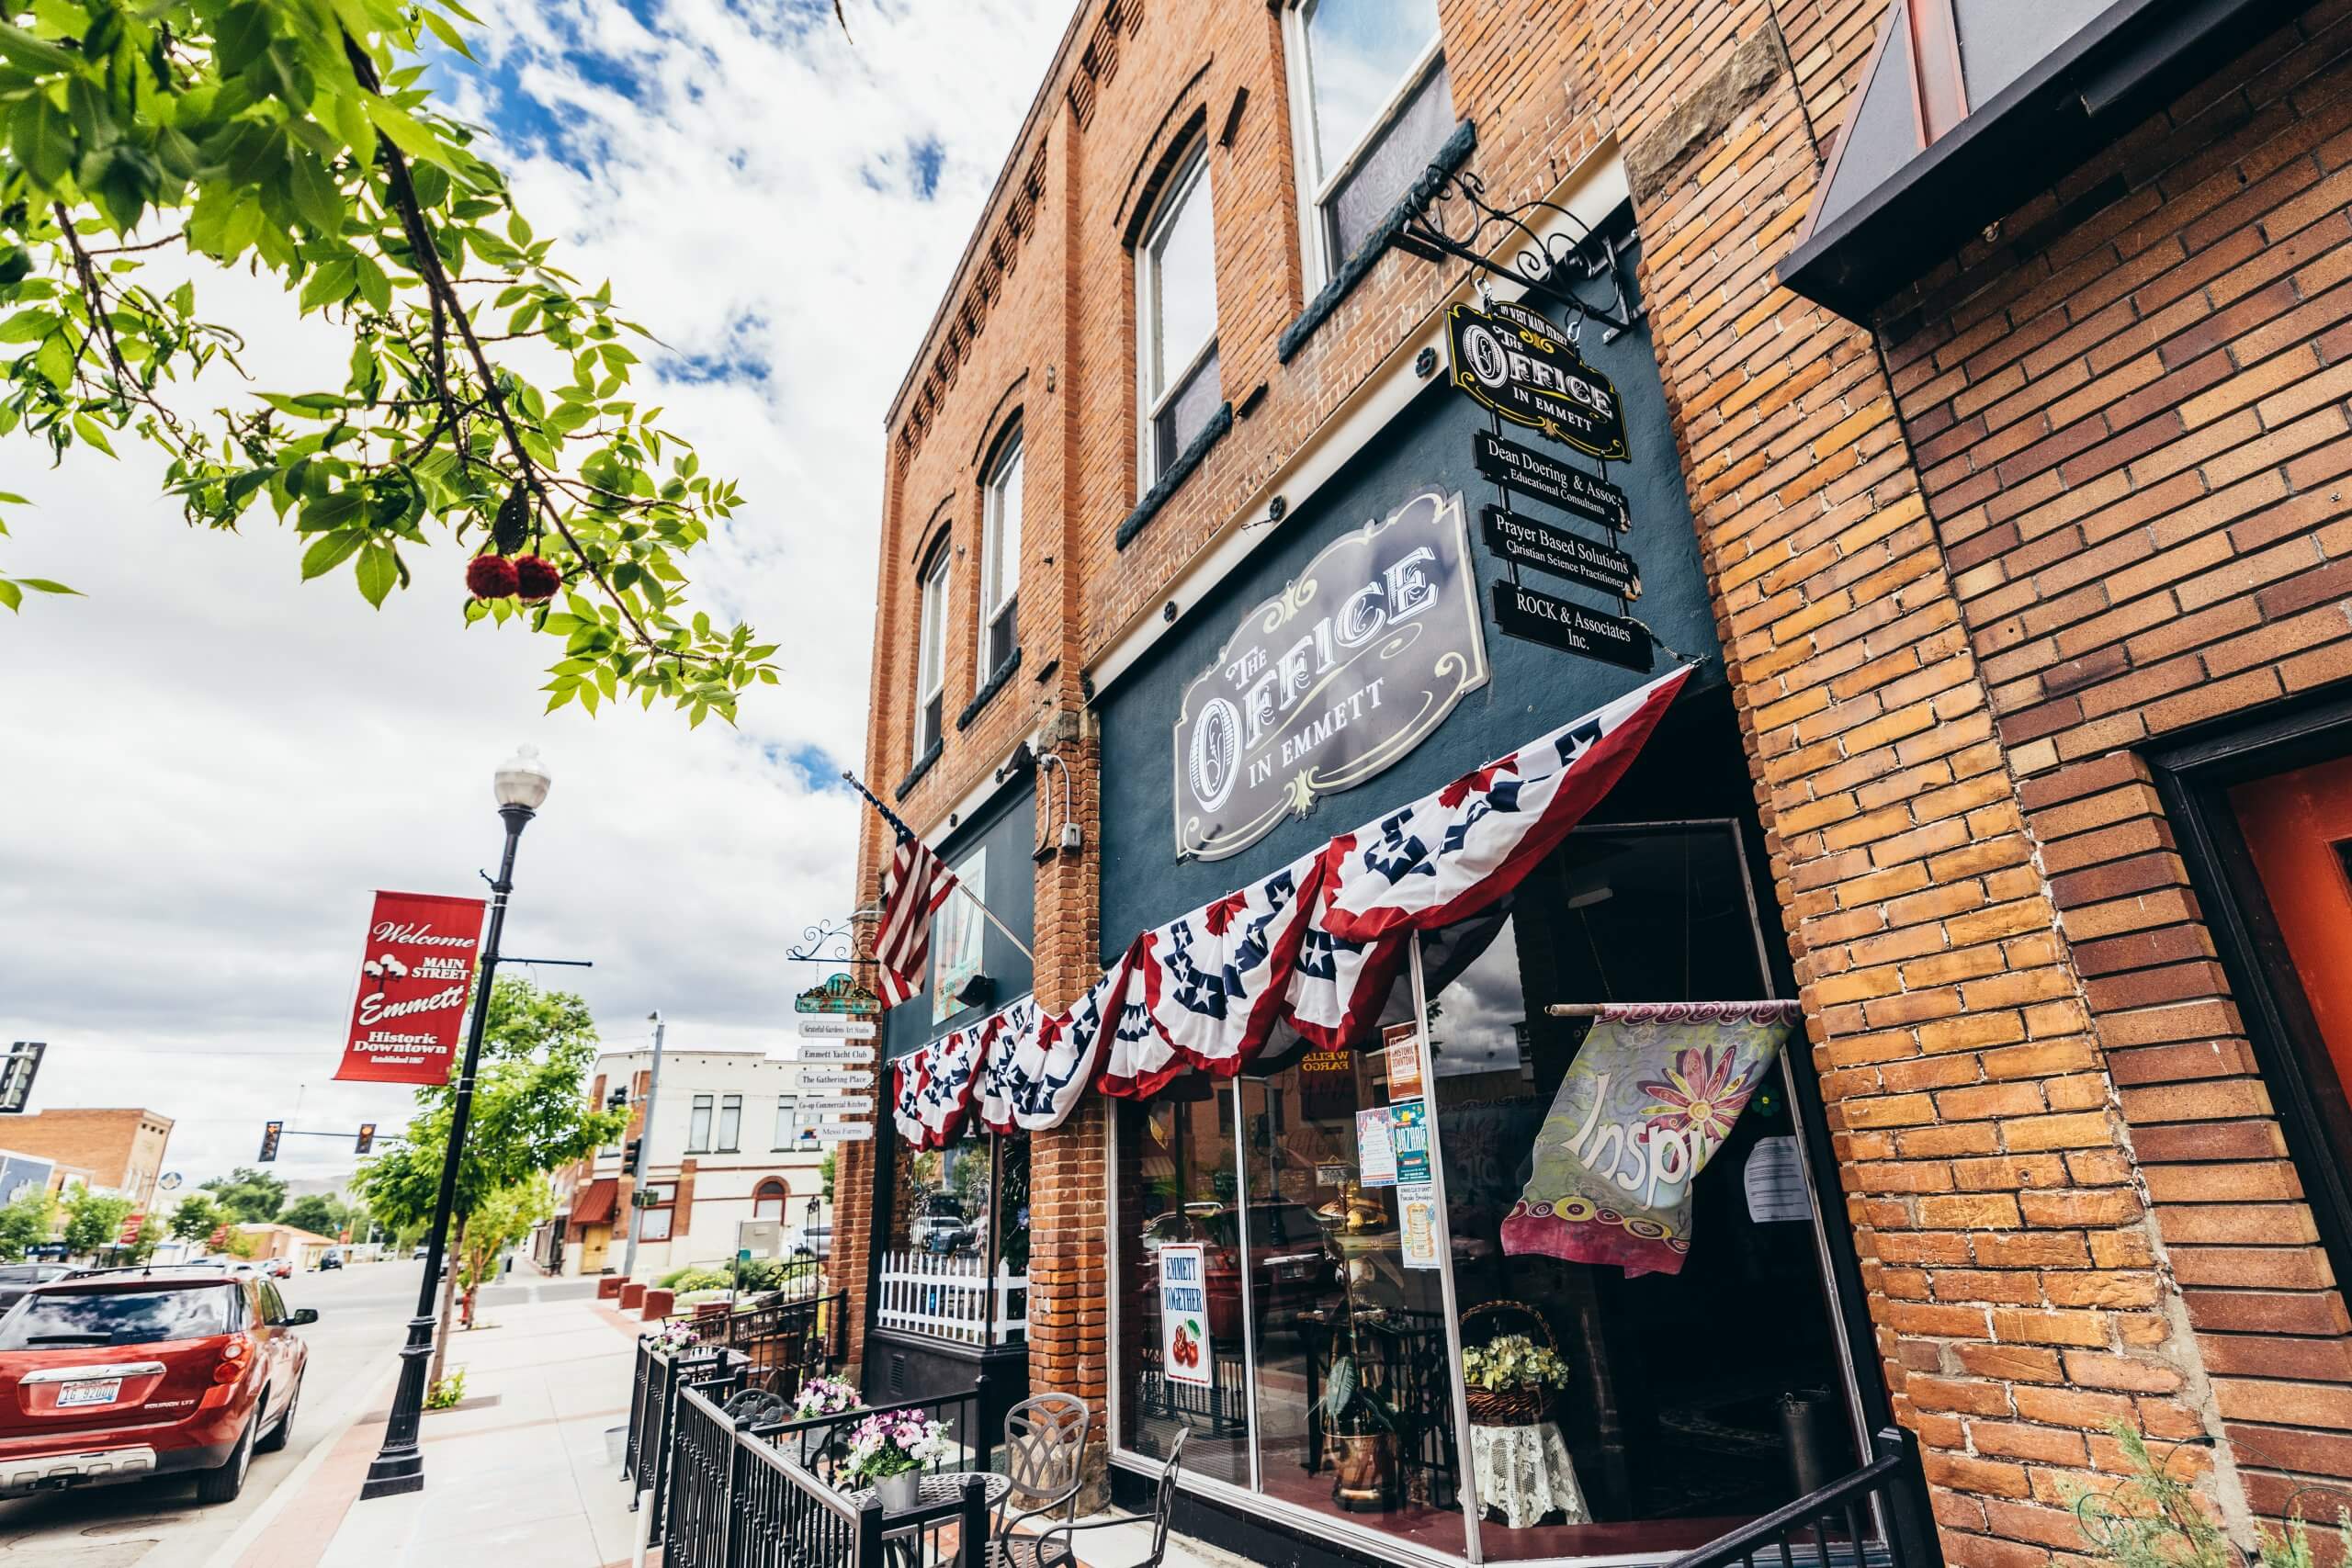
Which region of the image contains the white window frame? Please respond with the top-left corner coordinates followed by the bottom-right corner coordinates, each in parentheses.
top-left (979, 431), bottom-right (1022, 679)
top-left (1280, 0), bottom-right (1446, 290)
top-left (1135, 141), bottom-right (1219, 488)
top-left (913, 541), bottom-right (951, 756)
top-left (774, 1094), bottom-right (797, 1150)
top-left (716, 1093), bottom-right (741, 1154)
top-left (752, 1180), bottom-right (786, 1222)
top-left (686, 1093), bottom-right (713, 1154)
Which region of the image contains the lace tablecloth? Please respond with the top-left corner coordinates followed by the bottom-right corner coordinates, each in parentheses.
top-left (1469, 1422), bottom-right (1589, 1530)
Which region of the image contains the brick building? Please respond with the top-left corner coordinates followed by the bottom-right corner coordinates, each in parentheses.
top-left (0, 1108), bottom-right (173, 1213)
top-left (833, 3), bottom-right (2352, 1565)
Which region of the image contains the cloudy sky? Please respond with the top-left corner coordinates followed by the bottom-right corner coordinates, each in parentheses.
top-left (0, 0), bottom-right (1070, 1191)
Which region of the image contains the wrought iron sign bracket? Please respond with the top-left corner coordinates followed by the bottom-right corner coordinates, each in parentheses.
top-left (1392, 168), bottom-right (1648, 344)
top-left (785, 911), bottom-right (880, 966)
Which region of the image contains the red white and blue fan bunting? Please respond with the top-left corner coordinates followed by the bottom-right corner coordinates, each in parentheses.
top-left (882, 666), bottom-right (1690, 1146)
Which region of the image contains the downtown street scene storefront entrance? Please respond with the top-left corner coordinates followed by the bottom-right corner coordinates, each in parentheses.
top-left (870, 207), bottom-right (1900, 1568)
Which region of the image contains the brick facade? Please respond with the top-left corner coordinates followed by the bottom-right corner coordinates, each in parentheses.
top-left (839, 1), bottom-right (2352, 1559)
top-left (0, 1107), bottom-right (173, 1213)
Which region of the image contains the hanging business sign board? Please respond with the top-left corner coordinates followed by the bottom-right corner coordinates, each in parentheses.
top-left (1492, 581), bottom-right (1653, 672)
top-left (796, 973), bottom-right (883, 1017)
top-left (802, 1069), bottom-right (876, 1090)
top-left (1171, 488), bottom-right (1490, 862)
top-left (333, 890), bottom-right (488, 1085)
top-left (809, 1123), bottom-right (875, 1144)
top-left (1446, 300), bottom-right (1630, 460)
top-left (1482, 507), bottom-right (1642, 600)
top-left (1472, 432), bottom-right (1630, 533)
top-left (797, 1096), bottom-right (874, 1115)
top-left (797, 1017), bottom-right (878, 1040)
top-left (794, 1042), bottom-right (876, 1063)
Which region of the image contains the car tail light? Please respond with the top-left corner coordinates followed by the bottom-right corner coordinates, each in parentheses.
top-left (198, 1336), bottom-right (254, 1408)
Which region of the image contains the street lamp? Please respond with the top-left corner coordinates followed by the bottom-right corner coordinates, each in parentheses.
top-left (361, 744), bottom-right (549, 1500)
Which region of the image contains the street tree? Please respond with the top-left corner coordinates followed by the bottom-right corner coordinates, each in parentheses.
top-left (0, 1186), bottom-right (56, 1260)
top-left (200, 1166), bottom-right (285, 1223)
top-left (453, 1173), bottom-right (548, 1327)
top-left (280, 1192), bottom-right (346, 1237)
top-left (354, 976), bottom-right (622, 1378)
top-left (167, 1192), bottom-right (226, 1244)
top-left (0, 1), bottom-right (775, 723)
top-left (60, 1183), bottom-right (133, 1258)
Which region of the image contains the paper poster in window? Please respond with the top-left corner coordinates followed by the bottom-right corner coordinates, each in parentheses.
top-left (1390, 1099), bottom-right (1430, 1185)
top-left (931, 847), bottom-right (987, 1024)
top-left (1355, 1107), bottom-right (1398, 1188)
top-left (1158, 1241), bottom-right (1213, 1388)
top-left (1398, 1182), bottom-right (1440, 1269)
top-left (1382, 1021), bottom-right (1424, 1101)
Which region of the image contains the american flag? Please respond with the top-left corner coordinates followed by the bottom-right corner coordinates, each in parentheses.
top-left (874, 829), bottom-right (958, 1010)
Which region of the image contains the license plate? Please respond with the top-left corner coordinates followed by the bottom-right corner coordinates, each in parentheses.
top-left (55, 1380), bottom-right (121, 1408)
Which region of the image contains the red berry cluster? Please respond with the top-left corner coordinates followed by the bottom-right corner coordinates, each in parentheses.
top-left (1170, 1325), bottom-right (1201, 1368)
top-left (468, 552), bottom-right (560, 602)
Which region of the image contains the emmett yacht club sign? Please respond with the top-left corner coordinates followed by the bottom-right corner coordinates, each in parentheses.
top-left (1172, 489), bottom-right (1489, 862)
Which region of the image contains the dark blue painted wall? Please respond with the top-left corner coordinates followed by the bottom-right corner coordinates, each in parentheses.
top-left (881, 782), bottom-right (1037, 1062)
top-left (1094, 237), bottom-right (1724, 960)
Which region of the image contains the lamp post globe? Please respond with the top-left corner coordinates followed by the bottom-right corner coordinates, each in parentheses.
top-left (493, 743), bottom-right (552, 811)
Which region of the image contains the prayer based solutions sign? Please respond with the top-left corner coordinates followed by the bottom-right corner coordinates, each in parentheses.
top-left (333, 890), bottom-right (488, 1085)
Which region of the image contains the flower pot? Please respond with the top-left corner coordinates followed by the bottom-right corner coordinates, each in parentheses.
top-left (1329, 1427), bottom-right (1397, 1513)
top-left (877, 1469), bottom-right (922, 1511)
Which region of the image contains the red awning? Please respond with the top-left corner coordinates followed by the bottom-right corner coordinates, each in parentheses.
top-left (568, 1178), bottom-right (618, 1225)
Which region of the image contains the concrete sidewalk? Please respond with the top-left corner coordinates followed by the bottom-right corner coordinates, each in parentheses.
top-left (291, 1293), bottom-right (643, 1568)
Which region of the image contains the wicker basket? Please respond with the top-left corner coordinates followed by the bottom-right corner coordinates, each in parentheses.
top-left (1461, 1300), bottom-right (1560, 1427)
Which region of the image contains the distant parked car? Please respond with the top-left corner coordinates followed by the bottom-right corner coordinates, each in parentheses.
top-left (786, 1225), bottom-right (832, 1260)
top-left (411, 1244), bottom-right (428, 1262)
top-left (262, 1259), bottom-right (292, 1280)
top-left (314, 1250), bottom-right (343, 1271)
top-left (0, 1263), bottom-right (313, 1504)
top-left (0, 1266), bottom-right (75, 1316)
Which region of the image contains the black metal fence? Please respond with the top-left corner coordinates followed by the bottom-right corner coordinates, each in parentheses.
top-left (699, 1289), bottom-right (852, 1393)
top-left (1667, 1427), bottom-right (1935, 1568)
top-left (661, 1382), bottom-right (991, 1568)
top-left (623, 1340), bottom-right (745, 1541)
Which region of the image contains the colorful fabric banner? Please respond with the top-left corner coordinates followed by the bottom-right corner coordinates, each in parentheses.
top-left (1498, 1003), bottom-right (1792, 1276)
top-left (879, 666), bottom-right (1692, 1148)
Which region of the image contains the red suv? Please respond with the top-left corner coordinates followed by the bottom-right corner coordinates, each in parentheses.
top-left (0, 1265), bottom-right (312, 1504)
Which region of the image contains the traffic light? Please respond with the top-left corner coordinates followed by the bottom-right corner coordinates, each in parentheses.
top-left (623, 1138), bottom-right (641, 1171)
top-left (258, 1121), bottom-right (282, 1162)
top-left (0, 1043), bottom-right (44, 1113)
top-left (355, 1122), bottom-right (376, 1155)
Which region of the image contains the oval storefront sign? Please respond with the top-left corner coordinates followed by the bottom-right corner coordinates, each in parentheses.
top-left (1445, 299), bottom-right (1630, 462)
top-left (1172, 488), bottom-right (1489, 862)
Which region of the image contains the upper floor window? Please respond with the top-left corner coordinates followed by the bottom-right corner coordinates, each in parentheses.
top-left (1286, 0), bottom-right (1452, 283)
top-left (1137, 141), bottom-right (1221, 482)
top-left (716, 1094), bottom-right (742, 1154)
top-left (687, 1093), bottom-right (713, 1153)
top-left (753, 1178), bottom-right (787, 1221)
top-left (774, 1094), bottom-right (798, 1150)
top-left (979, 431), bottom-right (1022, 677)
top-left (913, 539), bottom-right (951, 756)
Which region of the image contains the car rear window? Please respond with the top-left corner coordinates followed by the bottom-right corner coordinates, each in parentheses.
top-left (0, 1286), bottom-right (236, 1348)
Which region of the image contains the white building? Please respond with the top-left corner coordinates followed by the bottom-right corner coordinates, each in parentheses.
top-left (545, 1045), bottom-right (835, 1281)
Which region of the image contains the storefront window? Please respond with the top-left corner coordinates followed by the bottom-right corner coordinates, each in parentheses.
top-left (1116, 1077), bottom-right (1251, 1486)
top-left (1111, 824), bottom-right (1863, 1563)
top-left (885, 1124), bottom-right (1031, 1345)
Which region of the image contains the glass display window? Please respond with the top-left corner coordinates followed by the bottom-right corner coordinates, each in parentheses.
top-left (1108, 822), bottom-right (1869, 1566)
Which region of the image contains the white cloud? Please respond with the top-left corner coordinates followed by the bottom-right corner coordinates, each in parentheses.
top-left (0, 0), bottom-right (1070, 1189)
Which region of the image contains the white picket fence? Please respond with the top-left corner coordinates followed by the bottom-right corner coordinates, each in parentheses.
top-left (875, 1250), bottom-right (1028, 1345)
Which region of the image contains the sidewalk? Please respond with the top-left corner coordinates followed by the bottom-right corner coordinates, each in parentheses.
top-left (291, 1293), bottom-right (644, 1568)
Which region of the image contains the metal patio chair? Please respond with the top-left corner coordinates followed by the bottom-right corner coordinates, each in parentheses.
top-left (984, 1393), bottom-right (1091, 1567)
top-left (999, 1427), bottom-right (1188, 1568)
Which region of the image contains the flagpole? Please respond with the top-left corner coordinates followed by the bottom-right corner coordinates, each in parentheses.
top-left (842, 772), bottom-right (1035, 963)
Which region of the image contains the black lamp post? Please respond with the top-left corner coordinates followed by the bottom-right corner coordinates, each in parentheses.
top-left (361, 744), bottom-right (551, 1500)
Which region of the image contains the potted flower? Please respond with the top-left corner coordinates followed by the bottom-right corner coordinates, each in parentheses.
top-left (1461, 1325), bottom-right (1569, 1427)
top-left (647, 1318), bottom-right (698, 1355)
top-left (792, 1376), bottom-right (862, 1422)
top-left (843, 1411), bottom-right (955, 1510)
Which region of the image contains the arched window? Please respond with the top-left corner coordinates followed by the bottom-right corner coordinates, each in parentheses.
top-left (753, 1179), bottom-right (787, 1221)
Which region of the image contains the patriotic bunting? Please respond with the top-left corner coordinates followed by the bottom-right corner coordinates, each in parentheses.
top-left (878, 665), bottom-right (1691, 1148)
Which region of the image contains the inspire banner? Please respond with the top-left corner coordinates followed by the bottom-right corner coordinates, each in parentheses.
top-left (1498, 1004), bottom-right (1792, 1277)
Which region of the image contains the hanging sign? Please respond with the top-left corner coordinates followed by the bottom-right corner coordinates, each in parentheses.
top-left (809, 1123), bottom-right (876, 1144)
top-left (794, 1043), bottom-right (876, 1064)
top-left (796, 973), bottom-right (883, 1017)
top-left (1473, 432), bottom-right (1629, 533)
top-left (1483, 507), bottom-right (1641, 600)
top-left (1158, 1242), bottom-right (1213, 1388)
top-left (1172, 488), bottom-right (1490, 862)
top-left (797, 1017), bottom-right (878, 1040)
top-left (1492, 581), bottom-right (1653, 672)
top-left (1447, 300), bottom-right (1630, 460)
top-left (802, 1069), bottom-right (876, 1090)
top-left (333, 890), bottom-right (488, 1085)
top-left (797, 1095), bottom-right (874, 1114)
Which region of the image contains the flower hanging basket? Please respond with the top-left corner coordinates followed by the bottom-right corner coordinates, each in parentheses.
top-left (1461, 1301), bottom-right (1563, 1428)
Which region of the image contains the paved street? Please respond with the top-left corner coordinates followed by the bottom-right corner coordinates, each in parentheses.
top-left (0, 1260), bottom-right (596, 1568)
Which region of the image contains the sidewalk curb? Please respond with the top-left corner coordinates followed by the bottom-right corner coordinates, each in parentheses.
top-left (189, 1351), bottom-right (403, 1568)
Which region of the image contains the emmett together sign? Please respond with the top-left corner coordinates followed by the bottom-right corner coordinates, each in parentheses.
top-left (1170, 488), bottom-right (1489, 862)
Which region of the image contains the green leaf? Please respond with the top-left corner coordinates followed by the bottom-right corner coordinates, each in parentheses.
top-left (419, 8), bottom-right (474, 61)
top-left (71, 415), bottom-right (115, 456)
top-left (363, 99), bottom-right (461, 174)
top-left (288, 151), bottom-right (342, 233)
top-left (213, 4), bottom-right (272, 74)
top-left (9, 92), bottom-right (73, 191)
top-left (12, 578), bottom-right (75, 595)
top-left (299, 531), bottom-right (363, 579)
top-left (298, 257), bottom-right (356, 312)
top-left (0, 310), bottom-right (60, 344)
top-left (351, 254), bottom-right (391, 312)
top-left (0, 21), bottom-right (76, 73)
top-left (354, 542), bottom-right (397, 608)
top-left (0, 580), bottom-right (18, 614)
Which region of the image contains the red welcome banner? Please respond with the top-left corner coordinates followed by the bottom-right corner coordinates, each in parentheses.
top-left (334, 890), bottom-right (488, 1085)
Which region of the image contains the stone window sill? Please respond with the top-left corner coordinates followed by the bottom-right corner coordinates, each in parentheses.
top-left (1115, 402), bottom-right (1234, 551)
top-left (1275, 118), bottom-right (1478, 366)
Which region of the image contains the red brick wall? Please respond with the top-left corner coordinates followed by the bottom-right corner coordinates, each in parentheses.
top-left (1880, 2), bottom-right (2352, 1530)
